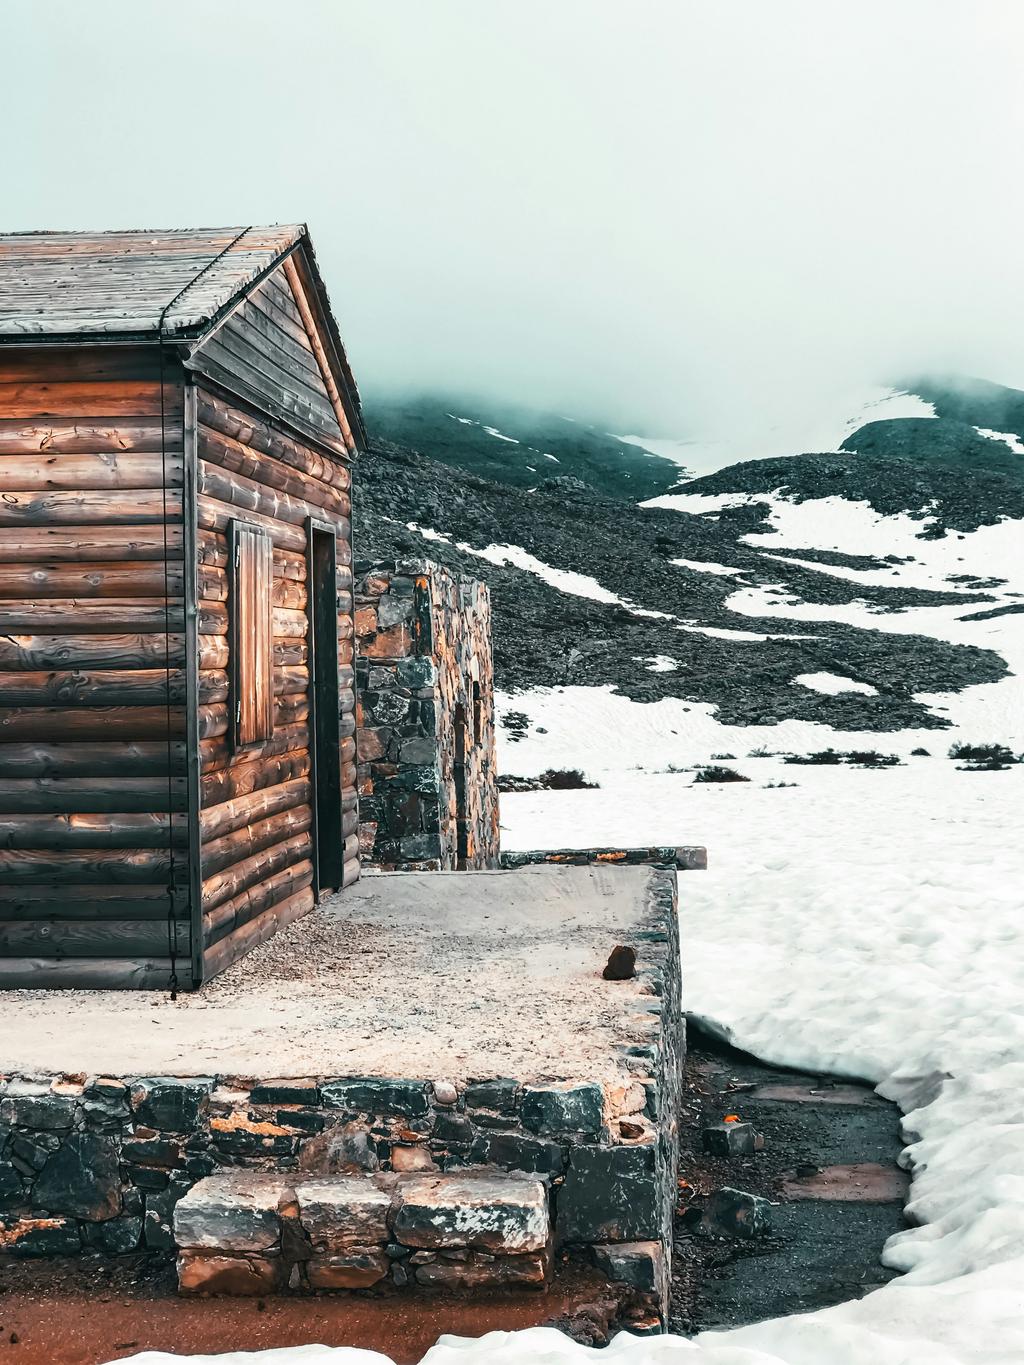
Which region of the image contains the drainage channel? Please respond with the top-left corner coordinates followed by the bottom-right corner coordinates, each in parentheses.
top-left (670, 1021), bottom-right (908, 1333)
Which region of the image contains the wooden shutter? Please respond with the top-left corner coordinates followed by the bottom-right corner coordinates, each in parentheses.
top-left (230, 520), bottom-right (274, 748)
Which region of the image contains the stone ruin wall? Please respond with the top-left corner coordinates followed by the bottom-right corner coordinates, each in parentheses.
top-left (354, 561), bottom-right (499, 870)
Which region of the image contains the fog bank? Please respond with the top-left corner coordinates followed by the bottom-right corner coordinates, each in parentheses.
top-left (5, 1), bottom-right (1024, 436)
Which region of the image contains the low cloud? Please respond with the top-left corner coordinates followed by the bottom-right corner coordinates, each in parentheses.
top-left (7, 1), bottom-right (1024, 437)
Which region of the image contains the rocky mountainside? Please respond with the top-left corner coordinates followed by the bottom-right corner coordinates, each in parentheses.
top-left (354, 381), bottom-right (1024, 734)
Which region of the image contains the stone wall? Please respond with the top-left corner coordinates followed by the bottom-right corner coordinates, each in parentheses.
top-left (0, 866), bottom-right (681, 1322)
top-left (354, 560), bottom-right (499, 870)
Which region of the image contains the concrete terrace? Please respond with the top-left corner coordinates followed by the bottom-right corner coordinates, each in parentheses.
top-left (2, 864), bottom-right (670, 1091)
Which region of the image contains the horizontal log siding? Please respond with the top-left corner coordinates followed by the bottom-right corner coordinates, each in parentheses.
top-left (0, 352), bottom-right (189, 986)
top-left (196, 389), bottom-right (356, 979)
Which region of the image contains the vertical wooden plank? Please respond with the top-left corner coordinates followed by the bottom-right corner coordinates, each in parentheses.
top-left (230, 519), bottom-right (274, 748)
top-left (183, 382), bottom-right (204, 989)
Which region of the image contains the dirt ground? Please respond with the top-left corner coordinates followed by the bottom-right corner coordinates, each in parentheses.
top-left (0, 1257), bottom-right (618, 1365)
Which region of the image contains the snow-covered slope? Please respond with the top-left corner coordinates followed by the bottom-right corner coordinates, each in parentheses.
top-left (618, 384), bottom-right (937, 478)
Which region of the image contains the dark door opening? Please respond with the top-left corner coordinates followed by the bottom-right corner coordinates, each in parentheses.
top-left (307, 518), bottom-right (343, 896)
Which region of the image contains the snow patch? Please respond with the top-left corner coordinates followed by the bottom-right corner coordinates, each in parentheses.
top-left (976, 426), bottom-right (1024, 455)
top-left (670, 557), bottom-right (745, 577)
top-left (794, 672), bottom-right (879, 696)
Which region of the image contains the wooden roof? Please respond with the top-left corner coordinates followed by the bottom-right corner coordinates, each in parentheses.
top-left (0, 226), bottom-right (309, 339)
top-left (0, 224), bottom-right (365, 447)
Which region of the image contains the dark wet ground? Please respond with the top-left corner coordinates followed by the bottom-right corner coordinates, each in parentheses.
top-left (672, 1023), bottom-right (907, 1333)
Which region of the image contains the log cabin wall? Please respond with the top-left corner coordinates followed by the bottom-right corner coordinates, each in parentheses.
top-left (192, 386), bottom-right (357, 982)
top-left (0, 346), bottom-right (191, 989)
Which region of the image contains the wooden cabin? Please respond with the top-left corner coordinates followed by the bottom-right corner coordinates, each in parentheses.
top-left (0, 226), bottom-right (365, 990)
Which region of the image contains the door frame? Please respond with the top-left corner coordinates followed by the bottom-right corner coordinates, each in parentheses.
top-left (305, 516), bottom-right (344, 898)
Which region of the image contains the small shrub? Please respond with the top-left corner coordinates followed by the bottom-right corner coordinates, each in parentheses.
top-left (711, 752), bottom-right (737, 760)
top-left (747, 746), bottom-right (778, 758)
top-left (764, 780), bottom-right (799, 788)
top-left (497, 768), bottom-right (599, 793)
top-left (538, 768), bottom-right (599, 790)
top-left (949, 742), bottom-right (1020, 768)
top-left (845, 750), bottom-right (901, 768)
top-left (911, 747), bottom-right (930, 756)
top-left (784, 749), bottom-right (843, 766)
top-left (693, 765), bottom-right (750, 783)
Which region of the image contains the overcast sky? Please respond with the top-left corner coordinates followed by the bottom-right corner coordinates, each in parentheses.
top-left (5, 2), bottom-right (1024, 436)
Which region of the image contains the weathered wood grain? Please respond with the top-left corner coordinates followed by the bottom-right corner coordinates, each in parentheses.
top-left (0, 526), bottom-right (183, 562)
top-left (201, 830), bottom-right (312, 911)
top-left (0, 811), bottom-right (185, 850)
top-left (0, 958), bottom-right (178, 989)
top-left (0, 563), bottom-right (185, 599)
top-left (0, 602), bottom-right (184, 633)
top-left (0, 488), bottom-right (179, 526)
top-left (0, 777), bottom-right (186, 814)
top-left (0, 634), bottom-right (186, 671)
top-left (198, 776), bottom-right (310, 843)
top-left (0, 668), bottom-right (183, 706)
top-left (0, 453), bottom-right (180, 491)
top-left (0, 846), bottom-right (176, 884)
top-left (0, 740), bottom-right (186, 778)
top-left (0, 918), bottom-right (189, 959)
top-left (201, 805), bottom-right (313, 876)
top-left (202, 886), bottom-right (313, 980)
top-left (203, 860), bottom-right (313, 946)
top-left (0, 705), bottom-right (185, 741)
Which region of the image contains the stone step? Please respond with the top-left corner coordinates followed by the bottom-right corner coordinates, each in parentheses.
top-left (173, 1167), bottom-right (551, 1296)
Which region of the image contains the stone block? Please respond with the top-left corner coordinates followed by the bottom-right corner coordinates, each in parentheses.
top-left (357, 727), bottom-right (389, 762)
top-left (84, 1216), bottom-right (144, 1254)
top-left (295, 1175), bottom-right (393, 1254)
top-left (32, 1133), bottom-right (122, 1222)
top-left (592, 1240), bottom-right (665, 1294)
top-left (415, 1252), bottom-right (548, 1290)
top-left (209, 1112), bottom-right (298, 1156)
top-left (362, 624), bottom-right (413, 659)
top-left (130, 1078), bottom-right (214, 1132)
top-left (298, 1120), bottom-right (380, 1174)
top-left (464, 1079), bottom-right (519, 1112)
top-left (178, 1252), bottom-right (281, 1296)
top-left (321, 1078), bottom-right (428, 1118)
top-left (521, 1084), bottom-right (604, 1137)
top-left (10, 1132), bottom-right (58, 1170)
top-left (250, 1079), bottom-right (321, 1106)
top-left (0, 1091), bottom-right (76, 1131)
top-left (470, 1130), bottom-right (566, 1175)
top-left (122, 1137), bottom-right (185, 1168)
top-left (705, 1187), bottom-right (772, 1239)
top-left (377, 595), bottom-right (414, 629)
top-left (0, 1215), bottom-right (81, 1256)
top-left (146, 1175), bottom-right (200, 1250)
top-left (306, 1251), bottom-right (390, 1289)
top-left (174, 1173), bottom-right (292, 1253)
top-left (399, 736), bottom-right (437, 766)
top-left (433, 1113), bottom-right (474, 1146)
top-left (556, 1143), bottom-right (661, 1243)
top-left (395, 658), bottom-right (436, 689)
top-left (0, 1162), bottom-right (25, 1210)
top-left (702, 1121), bottom-right (757, 1157)
top-left (391, 1146), bottom-right (437, 1172)
top-left (392, 1171), bottom-right (549, 1253)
